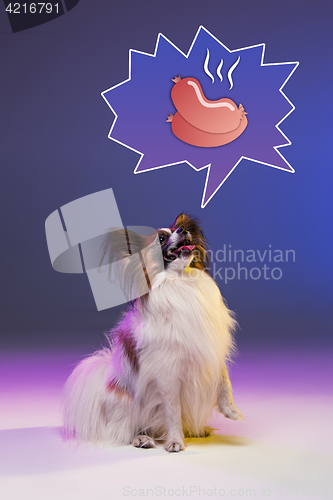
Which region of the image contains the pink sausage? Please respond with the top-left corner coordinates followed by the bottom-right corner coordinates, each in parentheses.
top-left (171, 77), bottom-right (246, 134)
top-left (171, 111), bottom-right (248, 148)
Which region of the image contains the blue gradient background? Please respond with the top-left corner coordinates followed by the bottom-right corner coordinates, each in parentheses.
top-left (0, 0), bottom-right (332, 351)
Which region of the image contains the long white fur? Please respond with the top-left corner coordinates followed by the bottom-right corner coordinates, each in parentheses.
top-left (63, 233), bottom-right (242, 452)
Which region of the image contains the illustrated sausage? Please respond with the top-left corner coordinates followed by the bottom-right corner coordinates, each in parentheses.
top-left (171, 76), bottom-right (246, 134)
top-left (169, 111), bottom-right (248, 148)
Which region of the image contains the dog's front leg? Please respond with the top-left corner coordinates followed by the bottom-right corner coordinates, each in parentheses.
top-left (217, 363), bottom-right (243, 420)
top-left (159, 378), bottom-right (185, 452)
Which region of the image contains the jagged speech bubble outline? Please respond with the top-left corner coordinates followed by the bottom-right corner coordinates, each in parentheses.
top-left (102, 26), bottom-right (298, 208)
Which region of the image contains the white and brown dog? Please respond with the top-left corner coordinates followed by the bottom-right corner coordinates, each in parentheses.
top-left (63, 213), bottom-right (243, 452)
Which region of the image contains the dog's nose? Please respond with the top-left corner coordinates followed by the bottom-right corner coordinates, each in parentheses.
top-left (177, 226), bottom-right (188, 235)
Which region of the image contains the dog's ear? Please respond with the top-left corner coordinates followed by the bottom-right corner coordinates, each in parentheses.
top-left (172, 213), bottom-right (184, 230)
top-left (99, 229), bottom-right (162, 301)
top-left (99, 229), bottom-right (130, 267)
top-left (172, 212), bottom-right (202, 234)
top-left (99, 229), bottom-right (153, 267)
top-left (172, 212), bottom-right (193, 230)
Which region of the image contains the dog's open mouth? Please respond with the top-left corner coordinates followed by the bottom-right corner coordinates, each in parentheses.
top-left (173, 245), bottom-right (195, 256)
top-left (166, 244), bottom-right (195, 260)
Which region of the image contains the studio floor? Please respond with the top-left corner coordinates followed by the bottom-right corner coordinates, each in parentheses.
top-left (0, 346), bottom-right (332, 500)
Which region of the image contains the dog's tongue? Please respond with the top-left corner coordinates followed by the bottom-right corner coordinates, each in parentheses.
top-left (174, 245), bottom-right (195, 255)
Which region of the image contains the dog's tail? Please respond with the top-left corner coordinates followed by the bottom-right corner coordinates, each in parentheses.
top-left (62, 349), bottom-right (112, 441)
top-left (62, 349), bottom-right (134, 444)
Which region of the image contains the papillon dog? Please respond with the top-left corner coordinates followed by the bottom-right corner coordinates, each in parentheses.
top-left (63, 213), bottom-right (243, 452)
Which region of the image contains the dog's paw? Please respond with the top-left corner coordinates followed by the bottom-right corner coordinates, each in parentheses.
top-left (200, 427), bottom-right (212, 437)
top-left (164, 440), bottom-right (185, 453)
top-left (219, 402), bottom-right (244, 420)
top-left (133, 435), bottom-right (155, 449)
top-left (185, 427), bottom-right (212, 438)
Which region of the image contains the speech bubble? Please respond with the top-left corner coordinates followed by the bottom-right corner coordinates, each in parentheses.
top-left (102, 26), bottom-right (298, 208)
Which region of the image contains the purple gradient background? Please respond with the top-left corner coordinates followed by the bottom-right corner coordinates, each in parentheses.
top-left (0, 0), bottom-right (332, 495)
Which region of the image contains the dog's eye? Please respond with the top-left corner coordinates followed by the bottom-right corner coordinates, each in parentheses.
top-left (159, 235), bottom-right (165, 243)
